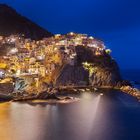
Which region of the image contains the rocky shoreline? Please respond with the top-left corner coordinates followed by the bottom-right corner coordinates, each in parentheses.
top-left (0, 84), bottom-right (140, 104)
top-left (0, 87), bottom-right (80, 103)
top-left (120, 86), bottom-right (140, 100)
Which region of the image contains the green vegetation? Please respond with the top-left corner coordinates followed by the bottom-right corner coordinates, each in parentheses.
top-left (82, 62), bottom-right (98, 77)
top-left (105, 49), bottom-right (112, 54)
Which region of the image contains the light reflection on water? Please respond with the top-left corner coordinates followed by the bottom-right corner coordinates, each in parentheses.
top-left (0, 90), bottom-right (140, 140)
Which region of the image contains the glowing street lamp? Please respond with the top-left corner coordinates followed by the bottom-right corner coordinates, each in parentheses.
top-left (55, 34), bottom-right (61, 38)
top-left (89, 36), bottom-right (94, 39)
top-left (9, 48), bottom-right (18, 54)
top-left (70, 32), bottom-right (74, 36)
top-left (0, 70), bottom-right (5, 78)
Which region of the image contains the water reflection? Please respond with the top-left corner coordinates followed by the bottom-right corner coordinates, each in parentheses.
top-left (0, 102), bottom-right (58, 140)
top-left (0, 90), bottom-right (140, 140)
top-left (0, 103), bottom-right (13, 140)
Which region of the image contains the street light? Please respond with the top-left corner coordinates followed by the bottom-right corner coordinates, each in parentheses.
top-left (70, 32), bottom-right (74, 36)
top-left (9, 48), bottom-right (18, 54)
top-left (0, 70), bottom-right (5, 78)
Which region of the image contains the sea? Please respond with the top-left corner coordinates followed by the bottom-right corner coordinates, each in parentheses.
top-left (121, 69), bottom-right (140, 89)
top-left (0, 70), bottom-right (140, 140)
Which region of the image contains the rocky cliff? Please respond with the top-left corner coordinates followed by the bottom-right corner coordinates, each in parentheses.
top-left (56, 64), bottom-right (89, 86)
top-left (55, 45), bottom-right (122, 87)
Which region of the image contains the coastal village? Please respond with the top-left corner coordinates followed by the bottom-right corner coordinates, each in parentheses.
top-left (0, 32), bottom-right (107, 93)
top-left (0, 32), bottom-right (139, 101)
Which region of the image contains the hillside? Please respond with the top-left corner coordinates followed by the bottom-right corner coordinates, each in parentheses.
top-left (0, 4), bottom-right (53, 40)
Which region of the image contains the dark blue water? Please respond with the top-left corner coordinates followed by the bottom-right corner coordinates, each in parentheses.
top-left (121, 70), bottom-right (140, 82)
top-left (121, 69), bottom-right (140, 89)
top-left (0, 70), bottom-right (140, 140)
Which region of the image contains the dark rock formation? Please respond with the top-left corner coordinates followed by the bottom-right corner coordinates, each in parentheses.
top-left (0, 94), bottom-right (13, 102)
top-left (0, 83), bottom-right (14, 94)
top-left (0, 4), bottom-right (53, 39)
top-left (120, 86), bottom-right (140, 100)
top-left (56, 45), bottom-right (122, 87)
top-left (37, 91), bottom-right (60, 100)
top-left (56, 64), bottom-right (89, 86)
top-left (90, 56), bottom-right (122, 87)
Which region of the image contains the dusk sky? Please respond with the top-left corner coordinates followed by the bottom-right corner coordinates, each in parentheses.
top-left (0, 0), bottom-right (140, 69)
